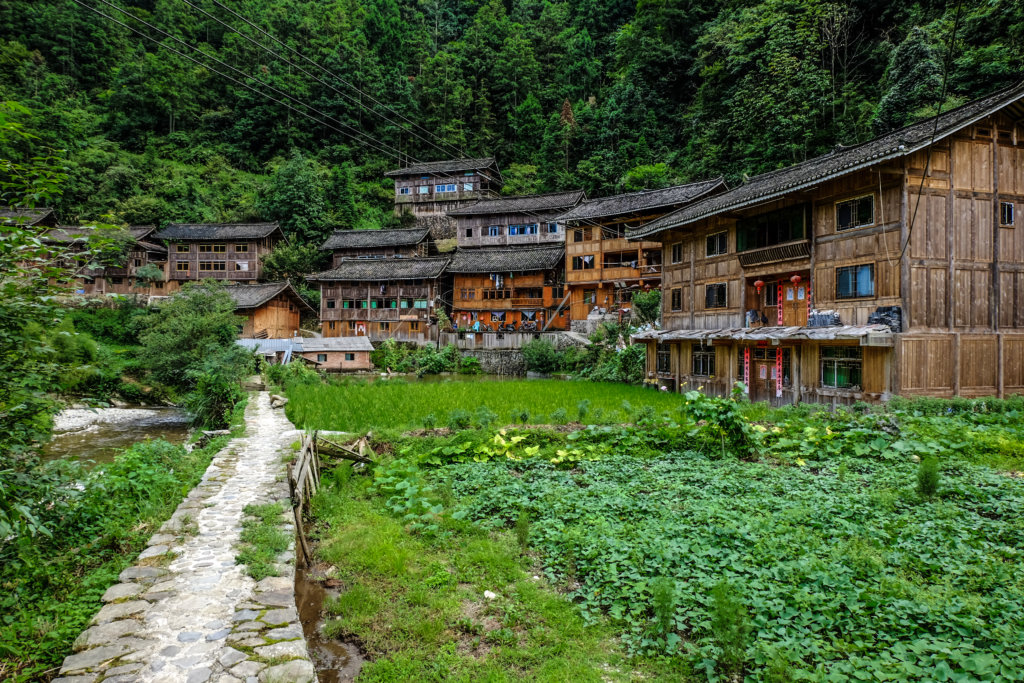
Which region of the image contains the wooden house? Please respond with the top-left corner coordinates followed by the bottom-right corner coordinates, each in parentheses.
top-left (448, 244), bottom-right (568, 332)
top-left (384, 157), bottom-right (502, 216)
top-left (1, 206), bottom-right (58, 228)
top-left (320, 227), bottom-right (433, 266)
top-left (99, 225), bottom-right (174, 296)
top-left (225, 281), bottom-right (313, 339)
top-left (447, 190), bottom-right (585, 249)
top-left (557, 179), bottom-right (726, 327)
top-left (154, 222), bottom-right (286, 284)
top-left (631, 82), bottom-right (1024, 404)
top-left (295, 337), bottom-right (374, 372)
top-left (308, 257), bottom-right (450, 344)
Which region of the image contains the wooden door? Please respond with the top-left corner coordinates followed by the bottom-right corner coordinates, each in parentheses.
top-left (752, 359), bottom-right (775, 402)
top-left (782, 282), bottom-right (809, 326)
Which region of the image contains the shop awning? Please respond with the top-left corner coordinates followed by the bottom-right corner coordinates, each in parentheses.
top-left (632, 324), bottom-right (894, 346)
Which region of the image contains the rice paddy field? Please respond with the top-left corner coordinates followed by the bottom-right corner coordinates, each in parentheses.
top-left (285, 377), bottom-right (684, 432)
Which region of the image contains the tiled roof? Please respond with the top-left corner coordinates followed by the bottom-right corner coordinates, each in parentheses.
top-left (42, 226), bottom-right (96, 243)
top-left (556, 179), bottom-right (727, 223)
top-left (136, 240), bottom-right (167, 254)
top-left (155, 222), bottom-right (283, 241)
top-left (447, 245), bottom-right (564, 274)
top-left (0, 206), bottom-right (55, 226)
top-left (384, 157), bottom-right (499, 177)
top-left (224, 281), bottom-right (314, 312)
top-left (298, 337), bottom-right (375, 353)
top-left (308, 257), bottom-right (450, 282)
top-left (632, 325), bottom-right (892, 343)
top-left (320, 227), bottom-right (430, 251)
top-left (629, 81), bottom-right (1024, 239)
top-left (129, 225), bottom-right (156, 240)
top-left (447, 190), bottom-right (585, 216)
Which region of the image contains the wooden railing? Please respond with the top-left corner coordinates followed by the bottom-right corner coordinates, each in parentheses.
top-left (288, 432), bottom-right (321, 568)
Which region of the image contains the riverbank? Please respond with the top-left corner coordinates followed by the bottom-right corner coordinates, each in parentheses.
top-left (44, 406), bottom-right (190, 465)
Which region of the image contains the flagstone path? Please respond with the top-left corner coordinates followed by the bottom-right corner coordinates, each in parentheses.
top-left (53, 392), bottom-right (317, 683)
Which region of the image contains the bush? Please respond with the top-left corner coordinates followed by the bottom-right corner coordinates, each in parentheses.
top-left (522, 339), bottom-right (560, 374)
top-left (917, 456), bottom-right (940, 497)
top-left (710, 580), bottom-right (750, 675)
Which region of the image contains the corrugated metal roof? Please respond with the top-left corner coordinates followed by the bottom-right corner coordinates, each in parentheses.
top-left (236, 338), bottom-right (301, 354)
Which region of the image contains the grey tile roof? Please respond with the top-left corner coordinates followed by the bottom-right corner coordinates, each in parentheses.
top-left (236, 338), bottom-right (302, 354)
top-left (224, 281), bottom-right (314, 312)
top-left (129, 225), bottom-right (156, 240)
top-left (42, 226), bottom-right (96, 243)
top-left (632, 324), bottom-right (893, 343)
top-left (320, 227), bottom-right (430, 251)
top-left (447, 190), bottom-right (585, 216)
top-left (309, 257), bottom-right (450, 282)
top-left (155, 222), bottom-right (283, 241)
top-left (0, 206), bottom-right (55, 226)
top-left (447, 244), bottom-right (564, 274)
top-left (556, 178), bottom-right (727, 223)
top-left (629, 81), bottom-right (1024, 240)
top-left (384, 156), bottom-right (499, 177)
top-left (298, 337), bottom-right (375, 353)
top-left (136, 240), bottom-right (167, 254)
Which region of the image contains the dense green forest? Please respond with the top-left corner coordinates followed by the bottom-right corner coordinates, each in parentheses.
top-left (1, 0), bottom-right (1022, 244)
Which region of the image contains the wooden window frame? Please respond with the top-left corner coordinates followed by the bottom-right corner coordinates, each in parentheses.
top-left (836, 194), bottom-right (875, 232)
top-left (670, 288), bottom-right (682, 311)
top-left (1000, 201), bottom-right (1014, 228)
top-left (176, 244), bottom-right (190, 253)
top-left (572, 255), bottom-right (595, 271)
top-left (705, 232), bottom-right (727, 257)
top-left (835, 263), bottom-right (875, 300)
top-left (671, 242), bottom-right (683, 264)
top-left (199, 261), bottom-right (226, 271)
top-left (692, 346), bottom-right (715, 377)
top-left (317, 353), bottom-right (328, 362)
top-left (820, 346), bottom-right (863, 389)
top-left (704, 283), bottom-right (728, 309)
top-left (176, 262), bottom-right (189, 271)
top-left (656, 345), bottom-right (671, 374)
top-left (235, 244), bottom-right (249, 252)
top-left (199, 244), bottom-right (226, 253)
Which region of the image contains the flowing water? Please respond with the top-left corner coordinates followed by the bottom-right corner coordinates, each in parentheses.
top-left (43, 406), bottom-right (190, 465)
top-left (295, 565), bottom-right (365, 682)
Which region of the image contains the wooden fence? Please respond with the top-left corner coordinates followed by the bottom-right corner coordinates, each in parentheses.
top-left (287, 431), bottom-right (320, 568)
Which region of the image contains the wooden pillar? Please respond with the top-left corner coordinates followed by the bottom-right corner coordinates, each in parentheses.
top-left (953, 332), bottom-right (961, 398)
top-left (992, 122), bottom-right (1001, 333)
top-left (900, 163), bottom-right (911, 332)
top-left (947, 143), bottom-right (956, 331)
top-left (793, 345), bottom-right (802, 404)
top-left (689, 236), bottom-right (696, 330)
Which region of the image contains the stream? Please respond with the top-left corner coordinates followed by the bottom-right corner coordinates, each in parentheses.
top-left (295, 565), bottom-right (365, 682)
top-left (43, 406), bottom-right (190, 465)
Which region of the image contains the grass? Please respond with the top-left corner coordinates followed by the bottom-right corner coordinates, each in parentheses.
top-left (236, 503), bottom-right (290, 581)
top-left (310, 473), bottom-right (683, 681)
top-left (286, 378), bottom-right (686, 432)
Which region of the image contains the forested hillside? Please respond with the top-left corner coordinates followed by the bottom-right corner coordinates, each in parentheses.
top-left (1, 0), bottom-right (1022, 243)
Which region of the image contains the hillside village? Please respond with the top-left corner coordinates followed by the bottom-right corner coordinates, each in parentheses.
top-left (11, 80), bottom-right (1024, 405)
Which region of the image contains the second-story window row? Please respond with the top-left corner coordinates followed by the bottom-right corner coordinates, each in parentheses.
top-left (736, 204), bottom-right (807, 252)
top-left (572, 255), bottom-right (595, 270)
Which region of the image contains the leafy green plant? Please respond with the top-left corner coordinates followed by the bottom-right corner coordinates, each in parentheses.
top-left (474, 405), bottom-right (498, 429)
top-left (422, 413), bottom-right (437, 430)
top-left (446, 410), bottom-right (471, 431)
top-left (917, 456), bottom-right (940, 497)
top-left (710, 580), bottom-right (750, 676)
top-left (549, 408), bottom-right (568, 424)
top-left (576, 399), bottom-right (590, 423)
top-left (514, 507), bottom-right (531, 552)
top-left (650, 576), bottom-right (676, 637)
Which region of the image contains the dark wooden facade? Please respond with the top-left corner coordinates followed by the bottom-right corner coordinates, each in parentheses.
top-left (320, 227), bottom-right (433, 266)
top-left (448, 190), bottom-right (585, 249)
top-left (385, 158), bottom-right (502, 215)
top-left (309, 257), bottom-right (450, 344)
top-left (154, 222), bottom-right (285, 284)
top-left (448, 245), bottom-right (569, 331)
top-left (559, 180), bottom-right (727, 325)
top-left (633, 83), bottom-right (1024, 404)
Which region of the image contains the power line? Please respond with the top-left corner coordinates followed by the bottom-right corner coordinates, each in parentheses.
top-left (899, 0), bottom-right (964, 261)
top-left (199, 0), bottom-right (467, 162)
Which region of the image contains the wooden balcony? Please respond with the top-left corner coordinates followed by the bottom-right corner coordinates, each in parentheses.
top-left (737, 240), bottom-right (810, 268)
top-left (170, 270), bottom-right (257, 281)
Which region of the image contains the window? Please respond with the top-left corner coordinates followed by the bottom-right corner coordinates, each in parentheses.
top-left (413, 300), bottom-right (428, 309)
top-left (176, 262), bottom-right (189, 271)
top-left (764, 282), bottom-right (779, 306)
top-left (235, 244), bottom-right (248, 252)
top-left (418, 186), bottom-right (429, 194)
top-left (110, 277), bottom-right (123, 284)
top-left (460, 288), bottom-right (476, 300)
top-left (692, 346), bottom-right (715, 377)
top-left (379, 322), bottom-right (391, 331)
top-left (573, 228), bottom-right (591, 242)
top-left (547, 222), bottom-right (558, 233)
top-left (317, 353), bottom-right (327, 362)
top-left (671, 243), bottom-right (683, 264)
top-left (836, 264), bottom-right (875, 299)
top-left (176, 244), bottom-right (190, 253)
top-left (1001, 202), bottom-right (1014, 227)
top-left (463, 183), bottom-right (474, 191)
top-left (326, 299), bottom-right (336, 309)
top-left (347, 321), bottom-right (356, 331)
top-left (836, 195), bottom-right (874, 231)
top-left (154, 281), bottom-right (163, 289)
top-left (705, 283), bottom-right (727, 309)
top-left (736, 204), bottom-right (807, 251)
top-left (509, 224), bottom-right (539, 235)
top-left (656, 345), bottom-right (671, 374)
top-left (329, 321), bottom-right (336, 331)
top-left (199, 244), bottom-right (226, 253)
top-left (399, 187), bottom-right (411, 195)
top-left (345, 353), bottom-right (355, 361)
top-left (133, 259), bottom-right (142, 267)
top-left (603, 251), bottom-right (638, 269)
top-left (199, 261), bottom-right (226, 271)
top-left (820, 346), bottom-right (862, 389)
top-left (671, 288), bottom-right (682, 311)
top-left (488, 225), bottom-right (502, 237)
top-left (572, 255), bottom-right (595, 270)
top-left (465, 229), bottom-right (473, 238)
top-left (235, 262), bottom-right (249, 271)
top-left (706, 232), bottom-right (727, 257)
top-left (409, 321), bottom-right (421, 332)
top-left (435, 184), bottom-right (456, 193)
top-left (583, 289), bottom-right (596, 305)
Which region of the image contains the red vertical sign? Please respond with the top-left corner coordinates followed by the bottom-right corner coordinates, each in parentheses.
top-left (807, 280), bottom-right (813, 321)
top-left (743, 347), bottom-right (751, 393)
top-left (775, 347), bottom-right (783, 398)
top-left (777, 280), bottom-right (784, 326)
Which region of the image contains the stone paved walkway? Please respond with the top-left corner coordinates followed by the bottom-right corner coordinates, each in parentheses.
top-left (54, 392), bottom-right (317, 683)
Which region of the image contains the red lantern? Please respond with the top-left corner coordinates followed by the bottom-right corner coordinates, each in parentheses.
top-left (790, 274), bottom-right (802, 285)
top-left (754, 279), bottom-right (764, 293)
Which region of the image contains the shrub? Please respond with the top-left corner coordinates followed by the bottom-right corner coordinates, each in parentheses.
top-left (422, 413), bottom-right (437, 430)
top-left (710, 580), bottom-right (750, 675)
top-left (459, 355), bottom-right (482, 374)
top-left (521, 339), bottom-right (560, 374)
top-left (577, 399), bottom-right (591, 423)
top-left (550, 408), bottom-right (568, 424)
top-left (474, 406), bottom-right (497, 429)
top-left (514, 507), bottom-right (530, 552)
top-left (917, 456), bottom-right (940, 497)
top-left (447, 410), bottom-right (471, 430)
top-left (650, 576), bottom-right (676, 636)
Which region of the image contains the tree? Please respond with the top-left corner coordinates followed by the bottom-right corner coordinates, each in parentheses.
top-left (260, 242), bottom-right (327, 306)
top-left (630, 288), bottom-right (662, 326)
top-left (256, 150), bottom-right (329, 245)
top-left (331, 163), bottom-right (358, 229)
top-left (873, 27), bottom-right (944, 134)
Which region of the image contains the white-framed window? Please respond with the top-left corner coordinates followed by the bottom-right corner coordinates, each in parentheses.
top-left (706, 232), bottom-right (727, 257)
top-left (836, 195), bottom-right (875, 231)
top-left (1000, 202), bottom-right (1014, 227)
top-left (417, 186), bottom-right (429, 194)
top-left (235, 261), bottom-right (249, 271)
top-left (399, 187), bottom-right (411, 195)
top-left (463, 183), bottom-right (474, 191)
top-left (488, 225), bottom-right (502, 236)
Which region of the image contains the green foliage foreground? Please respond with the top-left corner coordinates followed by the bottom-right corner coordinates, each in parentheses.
top-left (304, 387), bottom-right (1024, 681)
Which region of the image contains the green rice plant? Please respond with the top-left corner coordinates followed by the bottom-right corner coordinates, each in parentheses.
top-left (710, 580), bottom-right (750, 676)
top-left (576, 398), bottom-right (591, 423)
top-left (422, 413), bottom-right (436, 430)
top-left (549, 408), bottom-right (568, 424)
top-left (513, 408), bottom-right (531, 424)
top-left (917, 456), bottom-right (940, 497)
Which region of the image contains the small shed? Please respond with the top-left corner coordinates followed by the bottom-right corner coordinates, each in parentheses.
top-left (226, 282), bottom-right (314, 339)
top-left (296, 337), bottom-right (374, 371)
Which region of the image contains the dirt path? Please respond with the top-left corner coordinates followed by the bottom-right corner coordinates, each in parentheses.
top-left (54, 392), bottom-right (317, 683)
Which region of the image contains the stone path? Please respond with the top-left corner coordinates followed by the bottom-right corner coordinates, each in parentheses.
top-left (54, 392), bottom-right (317, 683)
